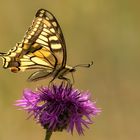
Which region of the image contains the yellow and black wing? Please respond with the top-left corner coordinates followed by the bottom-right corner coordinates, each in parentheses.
top-left (0, 9), bottom-right (67, 81)
top-left (22, 8), bottom-right (67, 69)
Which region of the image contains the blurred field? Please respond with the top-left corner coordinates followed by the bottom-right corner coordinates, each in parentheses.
top-left (0, 0), bottom-right (140, 140)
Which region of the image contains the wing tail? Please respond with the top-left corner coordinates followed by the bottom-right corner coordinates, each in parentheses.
top-left (0, 52), bottom-right (6, 56)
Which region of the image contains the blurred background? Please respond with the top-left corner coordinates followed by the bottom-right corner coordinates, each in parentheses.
top-left (0, 0), bottom-right (140, 140)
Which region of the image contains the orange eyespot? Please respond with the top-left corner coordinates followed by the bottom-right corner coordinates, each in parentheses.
top-left (10, 67), bottom-right (20, 73)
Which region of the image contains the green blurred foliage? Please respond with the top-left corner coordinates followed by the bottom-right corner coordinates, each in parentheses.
top-left (0, 0), bottom-right (140, 140)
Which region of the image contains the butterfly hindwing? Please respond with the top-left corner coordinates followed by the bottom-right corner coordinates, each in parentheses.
top-left (27, 69), bottom-right (52, 81)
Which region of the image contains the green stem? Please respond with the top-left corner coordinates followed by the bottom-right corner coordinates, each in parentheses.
top-left (45, 130), bottom-right (52, 140)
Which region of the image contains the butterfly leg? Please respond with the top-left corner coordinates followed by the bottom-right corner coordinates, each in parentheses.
top-left (58, 76), bottom-right (72, 87)
top-left (48, 76), bottom-right (56, 87)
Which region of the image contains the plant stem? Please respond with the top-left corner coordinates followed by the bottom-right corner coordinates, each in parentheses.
top-left (45, 130), bottom-right (52, 140)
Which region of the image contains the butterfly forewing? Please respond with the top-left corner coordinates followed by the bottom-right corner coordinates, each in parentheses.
top-left (22, 9), bottom-right (66, 67)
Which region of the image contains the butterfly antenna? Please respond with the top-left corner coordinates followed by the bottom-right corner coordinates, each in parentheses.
top-left (73, 61), bottom-right (93, 69)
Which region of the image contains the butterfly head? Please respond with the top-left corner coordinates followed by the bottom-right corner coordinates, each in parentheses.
top-left (62, 62), bottom-right (93, 84)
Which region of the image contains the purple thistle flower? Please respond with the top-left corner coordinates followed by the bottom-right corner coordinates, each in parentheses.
top-left (16, 83), bottom-right (101, 135)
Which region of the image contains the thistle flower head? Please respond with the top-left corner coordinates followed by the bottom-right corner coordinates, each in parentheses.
top-left (16, 83), bottom-right (100, 135)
